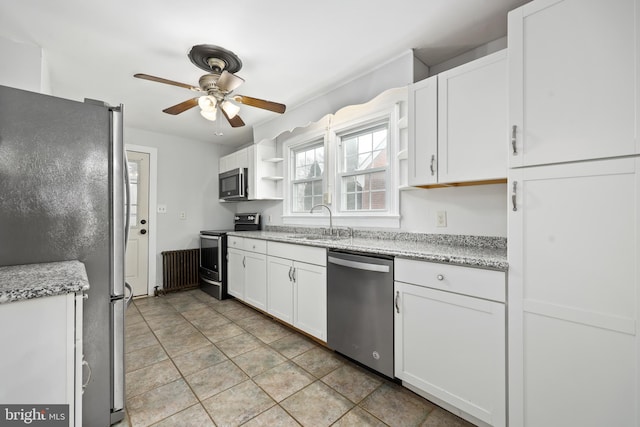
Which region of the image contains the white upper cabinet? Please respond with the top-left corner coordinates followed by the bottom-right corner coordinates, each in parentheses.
top-left (409, 50), bottom-right (508, 186)
top-left (438, 50), bottom-right (508, 183)
top-left (508, 0), bottom-right (639, 167)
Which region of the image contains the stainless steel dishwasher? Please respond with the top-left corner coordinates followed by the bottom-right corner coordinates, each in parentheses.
top-left (327, 250), bottom-right (394, 378)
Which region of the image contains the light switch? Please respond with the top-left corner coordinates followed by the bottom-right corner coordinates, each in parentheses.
top-left (436, 211), bottom-right (447, 227)
top-left (179, 211), bottom-right (186, 220)
top-left (157, 204), bottom-right (167, 214)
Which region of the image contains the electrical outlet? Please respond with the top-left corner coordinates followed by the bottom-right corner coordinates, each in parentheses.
top-left (157, 204), bottom-right (167, 214)
top-left (179, 211), bottom-right (186, 220)
top-left (436, 211), bottom-right (447, 227)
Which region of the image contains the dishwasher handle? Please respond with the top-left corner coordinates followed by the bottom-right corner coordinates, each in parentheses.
top-left (328, 255), bottom-right (390, 273)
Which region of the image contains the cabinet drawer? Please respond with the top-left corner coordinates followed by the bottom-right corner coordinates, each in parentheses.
top-left (228, 236), bottom-right (244, 249)
top-left (244, 238), bottom-right (267, 254)
top-left (395, 258), bottom-right (505, 302)
top-left (267, 241), bottom-right (326, 266)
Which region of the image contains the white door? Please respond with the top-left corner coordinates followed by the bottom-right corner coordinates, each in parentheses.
top-left (244, 252), bottom-right (267, 311)
top-left (125, 150), bottom-right (150, 296)
top-left (226, 248), bottom-right (245, 299)
top-left (267, 256), bottom-right (294, 324)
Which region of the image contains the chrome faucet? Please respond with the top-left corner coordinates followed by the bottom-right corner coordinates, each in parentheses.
top-left (309, 204), bottom-right (333, 236)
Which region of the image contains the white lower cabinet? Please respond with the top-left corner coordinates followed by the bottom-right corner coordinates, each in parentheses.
top-left (394, 258), bottom-right (506, 427)
top-left (267, 241), bottom-right (327, 341)
top-left (226, 237), bottom-right (267, 310)
top-left (0, 293), bottom-right (84, 426)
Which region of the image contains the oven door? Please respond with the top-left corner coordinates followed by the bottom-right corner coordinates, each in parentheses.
top-left (219, 168), bottom-right (246, 200)
top-left (199, 234), bottom-right (222, 282)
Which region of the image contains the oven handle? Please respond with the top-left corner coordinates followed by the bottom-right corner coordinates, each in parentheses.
top-left (328, 256), bottom-right (390, 273)
top-left (200, 235), bottom-right (222, 240)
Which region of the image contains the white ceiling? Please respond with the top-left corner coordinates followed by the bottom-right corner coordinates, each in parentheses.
top-left (0, 0), bottom-right (529, 147)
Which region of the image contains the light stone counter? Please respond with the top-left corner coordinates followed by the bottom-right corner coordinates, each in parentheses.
top-left (0, 260), bottom-right (90, 304)
top-left (228, 227), bottom-right (508, 271)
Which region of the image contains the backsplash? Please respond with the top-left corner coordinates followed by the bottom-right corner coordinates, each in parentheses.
top-left (264, 225), bottom-right (507, 250)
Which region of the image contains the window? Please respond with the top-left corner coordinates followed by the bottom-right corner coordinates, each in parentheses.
top-left (291, 141), bottom-right (324, 212)
top-left (338, 123), bottom-right (389, 212)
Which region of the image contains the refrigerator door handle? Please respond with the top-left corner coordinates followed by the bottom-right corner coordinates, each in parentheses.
top-left (124, 149), bottom-right (131, 250)
top-left (124, 282), bottom-right (133, 308)
top-left (111, 299), bottom-right (125, 413)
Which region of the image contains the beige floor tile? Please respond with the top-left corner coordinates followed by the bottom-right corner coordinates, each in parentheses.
top-left (171, 343), bottom-right (227, 376)
top-left (184, 359), bottom-right (248, 400)
top-left (168, 298), bottom-right (209, 313)
top-left (241, 405), bottom-right (301, 427)
top-left (360, 383), bottom-right (435, 427)
top-left (125, 343), bottom-right (168, 373)
top-left (212, 299), bottom-right (244, 313)
top-left (125, 320), bottom-right (151, 340)
top-left (180, 306), bottom-right (226, 323)
top-left (269, 333), bottom-right (317, 359)
top-left (127, 379), bottom-right (198, 426)
top-left (151, 403), bottom-right (215, 426)
top-left (232, 345), bottom-right (287, 377)
top-left (125, 329), bottom-right (160, 354)
top-left (125, 307), bottom-right (144, 326)
top-left (420, 408), bottom-right (475, 427)
top-left (190, 289), bottom-right (218, 303)
top-left (293, 346), bottom-right (344, 378)
top-left (321, 363), bottom-right (382, 403)
top-left (223, 305), bottom-right (260, 321)
top-left (216, 333), bottom-right (262, 358)
top-left (143, 311), bottom-right (191, 332)
top-left (250, 321), bottom-right (293, 344)
top-left (253, 361), bottom-right (315, 402)
top-left (201, 322), bottom-right (245, 342)
top-left (281, 381), bottom-right (353, 427)
top-left (202, 380), bottom-right (275, 427)
top-left (125, 359), bottom-right (181, 399)
top-left (333, 407), bottom-right (388, 426)
top-left (134, 298), bottom-right (175, 316)
top-left (154, 325), bottom-right (211, 357)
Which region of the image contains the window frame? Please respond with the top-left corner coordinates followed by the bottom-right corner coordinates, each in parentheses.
top-left (289, 139), bottom-right (325, 214)
top-left (281, 94), bottom-right (402, 229)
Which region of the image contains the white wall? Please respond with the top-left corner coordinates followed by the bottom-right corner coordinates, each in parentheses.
top-left (125, 127), bottom-right (235, 286)
top-left (0, 37), bottom-right (43, 92)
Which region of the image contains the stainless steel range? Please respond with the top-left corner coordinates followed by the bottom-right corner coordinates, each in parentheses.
top-left (199, 213), bottom-right (260, 299)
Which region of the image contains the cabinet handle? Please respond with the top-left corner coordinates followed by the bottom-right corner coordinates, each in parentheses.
top-left (436, 274), bottom-right (444, 281)
top-left (288, 266), bottom-right (293, 281)
top-left (292, 267), bottom-right (296, 283)
top-left (395, 291), bottom-right (400, 313)
top-left (511, 125), bottom-right (518, 155)
top-left (242, 256), bottom-right (246, 268)
top-left (429, 155), bottom-right (436, 176)
top-left (512, 181), bottom-right (518, 212)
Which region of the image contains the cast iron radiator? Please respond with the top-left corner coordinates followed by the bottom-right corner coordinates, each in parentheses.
top-left (161, 248), bottom-right (200, 293)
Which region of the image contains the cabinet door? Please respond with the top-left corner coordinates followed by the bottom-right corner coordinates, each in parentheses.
top-left (509, 0), bottom-right (638, 166)
top-left (267, 256), bottom-right (294, 324)
top-left (408, 75), bottom-right (438, 186)
top-left (227, 248), bottom-right (245, 300)
top-left (394, 282), bottom-right (505, 427)
top-left (293, 262), bottom-right (327, 341)
top-left (244, 252), bottom-right (267, 311)
top-left (508, 157), bottom-right (639, 426)
top-left (438, 50), bottom-right (507, 183)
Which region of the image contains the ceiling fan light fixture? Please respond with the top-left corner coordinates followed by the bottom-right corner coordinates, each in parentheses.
top-left (200, 108), bottom-right (218, 121)
top-left (221, 100), bottom-right (240, 119)
top-left (198, 95), bottom-right (217, 112)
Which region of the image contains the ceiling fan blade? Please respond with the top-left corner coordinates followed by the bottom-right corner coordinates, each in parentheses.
top-left (234, 95), bottom-right (286, 114)
top-left (134, 73), bottom-right (200, 91)
top-left (162, 98), bottom-right (199, 115)
top-left (216, 71), bottom-right (245, 92)
top-left (221, 108), bottom-right (245, 127)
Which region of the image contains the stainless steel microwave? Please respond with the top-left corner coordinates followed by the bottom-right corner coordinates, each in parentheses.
top-left (219, 168), bottom-right (248, 201)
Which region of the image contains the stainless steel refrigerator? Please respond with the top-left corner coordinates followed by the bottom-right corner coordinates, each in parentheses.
top-left (0, 85), bottom-right (129, 426)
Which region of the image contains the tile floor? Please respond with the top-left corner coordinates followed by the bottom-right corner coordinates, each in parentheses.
top-left (116, 288), bottom-right (474, 427)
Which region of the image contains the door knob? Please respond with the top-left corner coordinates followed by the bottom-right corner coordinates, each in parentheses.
top-left (140, 219), bottom-right (147, 225)
top-left (140, 229), bottom-right (147, 235)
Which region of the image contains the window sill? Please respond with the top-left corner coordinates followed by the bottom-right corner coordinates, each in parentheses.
top-left (282, 213), bottom-right (400, 229)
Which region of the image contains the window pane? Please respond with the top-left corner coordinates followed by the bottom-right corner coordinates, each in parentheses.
top-left (342, 125), bottom-right (388, 173)
top-left (342, 172), bottom-right (386, 212)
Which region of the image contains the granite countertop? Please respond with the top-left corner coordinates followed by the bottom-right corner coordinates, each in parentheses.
top-left (0, 260), bottom-right (90, 304)
top-left (227, 227), bottom-right (508, 271)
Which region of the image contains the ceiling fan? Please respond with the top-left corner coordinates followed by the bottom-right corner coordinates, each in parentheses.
top-left (134, 44), bottom-right (286, 128)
